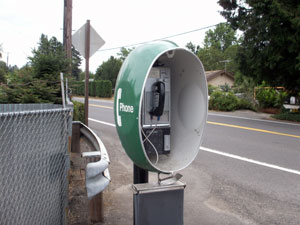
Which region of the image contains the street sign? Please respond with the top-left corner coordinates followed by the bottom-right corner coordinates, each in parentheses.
top-left (72, 23), bottom-right (105, 58)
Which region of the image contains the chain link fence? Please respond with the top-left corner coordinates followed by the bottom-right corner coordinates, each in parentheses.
top-left (0, 104), bottom-right (72, 225)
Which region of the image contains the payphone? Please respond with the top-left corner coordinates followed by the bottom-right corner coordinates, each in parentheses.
top-left (114, 40), bottom-right (208, 225)
top-left (114, 40), bottom-right (208, 173)
top-left (141, 67), bottom-right (171, 161)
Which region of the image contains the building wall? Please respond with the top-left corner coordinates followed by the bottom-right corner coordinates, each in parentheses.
top-left (208, 75), bottom-right (234, 87)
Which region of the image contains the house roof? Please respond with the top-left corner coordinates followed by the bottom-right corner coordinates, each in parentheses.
top-left (205, 70), bottom-right (234, 81)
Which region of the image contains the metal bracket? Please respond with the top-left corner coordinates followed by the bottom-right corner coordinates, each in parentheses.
top-left (158, 172), bottom-right (183, 186)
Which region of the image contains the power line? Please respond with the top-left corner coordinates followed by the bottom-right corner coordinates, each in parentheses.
top-left (97, 23), bottom-right (220, 52)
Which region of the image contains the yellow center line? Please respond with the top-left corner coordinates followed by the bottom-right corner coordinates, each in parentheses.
top-left (89, 104), bottom-right (300, 139)
top-left (207, 121), bottom-right (300, 139)
top-left (89, 104), bottom-right (113, 109)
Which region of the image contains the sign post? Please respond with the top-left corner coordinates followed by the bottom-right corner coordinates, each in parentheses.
top-left (84, 20), bottom-right (90, 125)
top-left (72, 20), bottom-right (105, 125)
top-left (72, 21), bottom-right (105, 222)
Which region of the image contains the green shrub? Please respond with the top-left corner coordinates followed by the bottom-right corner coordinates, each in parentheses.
top-left (208, 84), bottom-right (218, 95)
top-left (209, 90), bottom-right (239, 111)
top-left (72, 100), bottom-right (85, 123)
top-left (256, 85), bottom-right (287, 108)
top-left (220, 83), bottom-right (231, 92)
top-left (237, 97), bottom-right (256, 111)
top-left (233, 71), bottom-right (255, 95)
top-left (272, 112), bottom-right (300, 122)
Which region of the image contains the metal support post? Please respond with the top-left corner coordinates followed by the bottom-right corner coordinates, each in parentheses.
top-left (133, 164), bottom-right (148, 184)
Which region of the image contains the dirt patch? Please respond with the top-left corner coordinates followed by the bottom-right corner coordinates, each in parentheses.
top-left (68, 151), bottom-right (90, 225)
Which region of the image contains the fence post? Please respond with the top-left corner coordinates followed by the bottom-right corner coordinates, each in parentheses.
top-left (71, 123), bottom-right (81, 153)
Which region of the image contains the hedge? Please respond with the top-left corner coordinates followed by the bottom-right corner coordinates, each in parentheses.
top-left (95, 80), bottom-right (112, 98)
top-left (70, 81), bottom-right (85, 96)
top-left (70, 80), bottom-right (112, 98)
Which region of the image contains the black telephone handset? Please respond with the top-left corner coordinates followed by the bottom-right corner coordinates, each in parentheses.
top-left (150, 81), bottom-right (165, 117)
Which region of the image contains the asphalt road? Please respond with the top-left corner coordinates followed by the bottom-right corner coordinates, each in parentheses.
top-left (74, 97), bottom-right (300, 225)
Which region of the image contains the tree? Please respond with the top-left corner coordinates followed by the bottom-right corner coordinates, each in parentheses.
top-left (95, 56), bottom-right (122, 87)
top-left (28, 34), bottom-right (69, 103)
top-left (203, 23), bottom-right (237, 51)
top-left (194, 23), bottom-right (239, 73)
top-left (117, 47), bottom-right (134, 61)
top-left (186, 42), bottom-right (200, 54)
top-left (0, 61), bottom-right (8, 83)
top-left (197, 46), bottom-right (225, 71)
top-left (79, 71), bottom-right (95, 81)
top-left (0, 34), bottom-right (71, 103)
top-left (71, 45), bottom-right (82, 80)
top-left (0, 66), bottom-right (39, 103)
top-left (8, 65), bottom-right (19, 73)
top-left (0, 65), bottom-right (53, 103)
top-left (29, 34), bottom-right (68, 78)
top-left (218, 0), bottom-right (300, 92)
top-left (0, 44), bottom-right (3, 59)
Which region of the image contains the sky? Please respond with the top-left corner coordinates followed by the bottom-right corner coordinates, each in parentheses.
top-left (0, 0), bottom-right (225, 73)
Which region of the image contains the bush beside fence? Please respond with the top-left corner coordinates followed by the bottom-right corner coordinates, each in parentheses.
top-left (72, 100), bottom-right (85, 123)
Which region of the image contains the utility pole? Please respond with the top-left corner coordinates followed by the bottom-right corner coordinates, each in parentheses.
top-left (63, 0), bottom-right (72, 76)
top-left (219, 59), bottom-right (231, 73)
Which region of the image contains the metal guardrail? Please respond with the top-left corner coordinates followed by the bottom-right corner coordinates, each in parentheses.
top-left (73, 121), bottom-right (110, 199)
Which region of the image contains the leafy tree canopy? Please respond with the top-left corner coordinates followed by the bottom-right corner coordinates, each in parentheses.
top-left (117, 47), bottom-right (134, 61)
top-left (188, 23), bottom-right (239, 73)
top-left (0, 60), bottom-right (8, 83)
top-left (8, 65), bottom-right (19, 73)
top-left (218, 0), bottom-right (300, 92)
top-left (71, 45), bottom-right (82, 80)
top-left (0, 43), bottom-right (3, 59)
top-left (95, 56), bottom-right (122, 88)
top-left (27, 34), bottom-right (69, 103)
top-left (203, 22), bottom-right (238, 52)
top-left (29, 34), bottom-right (68, 79)
top-left (186, 42), bottom-right (200, 55)
top-left (0, 34), bottom-right (78, 103)
top-left (79, 71), bottom-right (95, 81)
